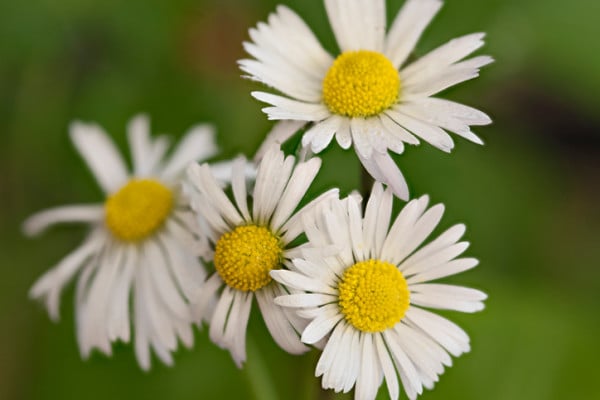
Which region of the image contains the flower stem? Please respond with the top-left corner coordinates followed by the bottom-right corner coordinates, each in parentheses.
top-left (244, 336), bottom-right (278, 400)
top-left (360, 164), bottom-right (374, 204)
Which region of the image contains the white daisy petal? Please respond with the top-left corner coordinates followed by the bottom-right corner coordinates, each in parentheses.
top-left (230, 291), bottom-right (253, 367)
top-left (70, 121), bottom-right (128, 194)
top-left (407, 258), bottom-right (479, 284)
top-left (402, 241), bottom-right (470, 276)
top-left (256, 284), bottom-right (308, 354)
top-left (356, 334), bottom-right (383, 400)
top-left (334, 117), bottom-right (352, 149)
top-left (399, 101), bottom-right (484, 145)
top-left (357, 151), bottom-right (410, 201)
top-left (350, 117), bottom-right (374, 159)
top-left (401, 224), bottom-right (466, 268)
top-left (270, 157), bottom-right (321, 231)
top-left (271, 270), bottom-right (337, 296)
top-left (188, 193), bottom-right (230, 238)
top-left (187, 163), bottom-right (243, 227)
top-left (73, 246), bottom-right (99, 350)
top-left (395, 322), bottom-right (451, 375)
top-left (209, 286), bottom-right (235, 348)
top-left (138, 261), bottom-right (178, 351)
top-left (363, 182), bottom-right (385, 257)
top-left (410, 283), bottom-right (487, 313)
top-left (396, 334), bottom-right (443, 387)
top-left (322, 321), bottom-right (355, 392)
top-left (316, 321), bottom-right (346, 378)
top-left (301, 305), bottom-right (343, 345)
top-left (29, 230), bottom-right (104, 321)
top-left (252, 91), bottom-right (330, 121)
top-left (161, 124), bottom-right (218, 181)
top-left (375, 333), bottom-right (400, 400)
top-left (385, 0), bottom-right (443, 68)
top-left (274, 293), bottom-right (337, 308)
top-left (241, 5), bottom-right (333, 101)
top-left (133, 268), bottom-right (151, 371)
top-left (240, 59), bottom-right (323, 103)
top-left (380, 112), bottom-right (420, 146)
top-left (80, 244), bottom-right (124, 356)
top-left (107, 247), bottom-right (136, 343)
top-left (280, 188), bottom-right (339, 243)
top-left (127, 114), bottom-right (153, 176)
top-left (23, 204), bottom-right (103, 237)
top-left (159, 231), bottom-right (204, 299)
top-left (126, 114), bottom-right (172, 177)
top-left (191, 273), bottom-right (223, 324)
top-left (145, 240), bottom-right (190, 321)
top-left (222, 290), bottom-right (253, 367)
top-left (150, 335), bottom-right (175, 367)
top-left (415, 97), bottom-right (492, 126)
top-left (253, 149), bottom-right (295, 224)
top-left (271, 5), bottom-right (334, 69)
top-left (405, 307), bottom-right (471, 356)
top-left (320, 217), bottom-right (353, 275)
top-left (403, 57), bottom-right (493, 99)
top-left (347, 194), bottom-right (366, 261)
top-left (387, 108), bottom-right (454, 152)
top-left (381, 196), bottom-right (426, 262)
top-left (401, 33), bottom-right (487, 80)
top-left (374, 188), bottom-right (393, 255)
top-left (302, 115), bottom-right (343, 153)
top-left (254, 120), bottom-right (305, 162)
top-left (342, 325), bottom-right (362, 393)
top-left (374, 117), bottom-right (403, 154)
top-left (325, 0), bottom-right (385, 52)
top-left (230, 156), bottom-right (251, 222)
top-left (174, 320), bottom-right (195, 350)
top-left (384, 329), bottom-right (423, 398)
top-left (393, 203), bottom-right (446, 264)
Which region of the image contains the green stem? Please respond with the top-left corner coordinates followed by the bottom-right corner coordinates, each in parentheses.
top-left (244, 336), bottom-right (278, 400)
top-left (360, 164), bottom-right (374, 205)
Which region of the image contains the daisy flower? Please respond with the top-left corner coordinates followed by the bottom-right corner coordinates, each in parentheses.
top-left (24, 114), bottom-right (220, 370)
top-left (186, 146), bottom-right (338, 366)
top-left (271, 183), bottom-right (486, 400)
top-left (240, 0), bottom-right (492, 200)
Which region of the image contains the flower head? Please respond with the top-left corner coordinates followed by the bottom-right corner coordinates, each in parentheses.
top-left (241, 0), bottom-right (492, 200)
top-left (271, 183), bottom-right (486, 399)
top-left (24, 115), bottom-right (219, 369)
top-left (187, 146), bottom-right (338, 366)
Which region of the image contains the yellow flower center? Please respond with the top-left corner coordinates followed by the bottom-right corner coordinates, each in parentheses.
top-left (105, 179), bottom-right (174, 242)
top-left (214, 225), bottom-right (282, 292)
top-left (322, 50), bottom-right (400, 118)
top-left (338, 259), bottom-right (409, 333)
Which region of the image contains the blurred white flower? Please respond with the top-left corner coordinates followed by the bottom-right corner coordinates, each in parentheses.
top-left (187, 146), bottom-right (338, 367)
top-left (24, 114), bottom-right (220, 370)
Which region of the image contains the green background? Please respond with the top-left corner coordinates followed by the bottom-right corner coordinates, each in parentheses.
top-left (1, 0), bottom-right (599, 399)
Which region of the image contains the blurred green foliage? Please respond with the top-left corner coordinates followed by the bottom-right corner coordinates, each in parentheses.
top-left (1, 0), bottom-right (599, 399)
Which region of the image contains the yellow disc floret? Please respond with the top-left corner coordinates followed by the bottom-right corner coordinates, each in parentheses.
top-left (105, 179), bottom-right (174, 242)
top-left (214, 225), bottom-right (282, 292)
top-left (322, 50), bottom-right (400, 118)
top-left (338, 259), bottom-right (409, 332)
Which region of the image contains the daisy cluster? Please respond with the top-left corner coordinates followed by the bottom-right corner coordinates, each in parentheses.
top-left (25, 1), bottom-right (490, 399)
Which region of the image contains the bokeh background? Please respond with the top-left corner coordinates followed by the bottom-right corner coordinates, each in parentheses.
top-left (1, 0), bottom-right (599, 399)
